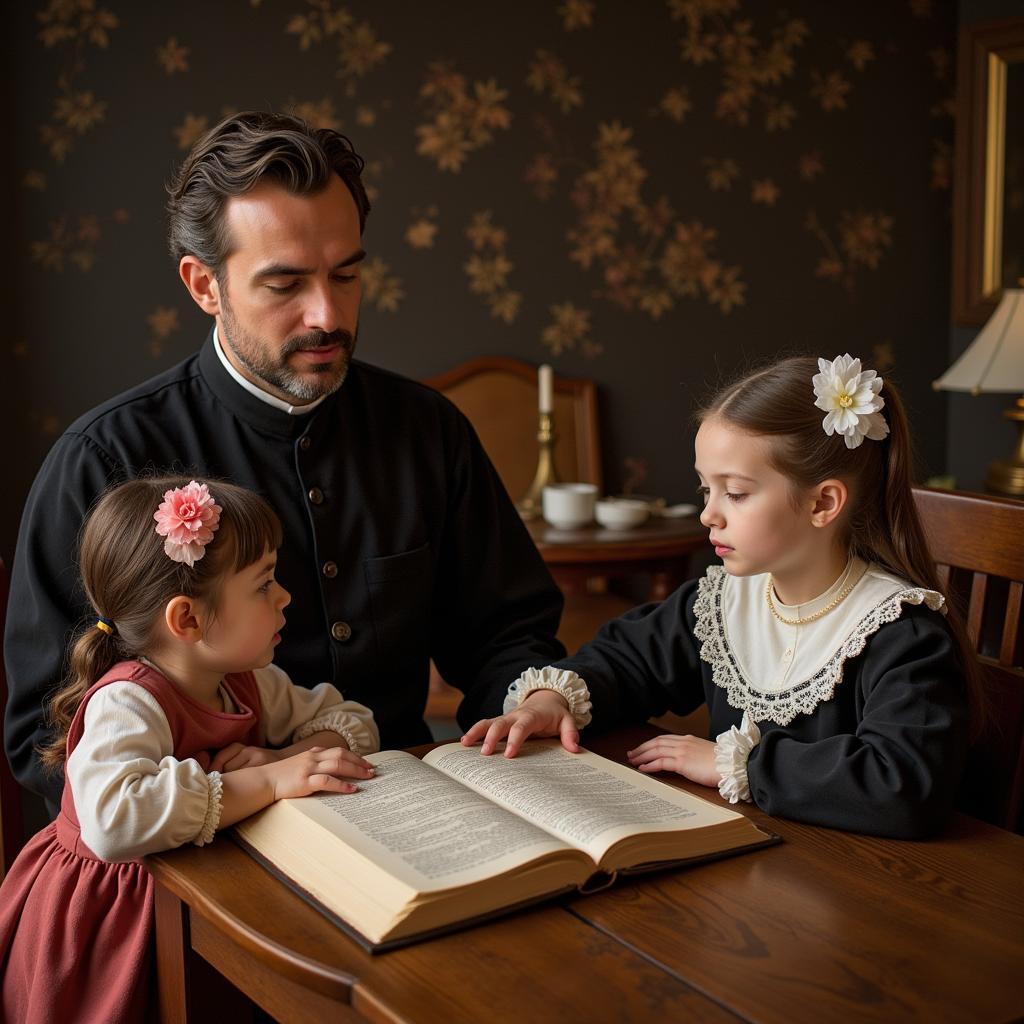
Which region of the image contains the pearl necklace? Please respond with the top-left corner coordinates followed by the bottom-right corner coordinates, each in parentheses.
top-left (765, 561), bottom-right (864, 626)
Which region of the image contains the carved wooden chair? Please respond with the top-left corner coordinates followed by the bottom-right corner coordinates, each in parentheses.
top-left (424, 356), bottom-right (602, 499)
top-left (423, 358), bottom-right (631, 723)
top-left (913, 486), bottom-right (1024, 832)
top-left (1, 557), bottom-right (25, 879)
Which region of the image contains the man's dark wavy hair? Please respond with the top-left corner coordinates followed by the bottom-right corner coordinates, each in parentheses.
top-left (166, 110), bottom-right (370, 272)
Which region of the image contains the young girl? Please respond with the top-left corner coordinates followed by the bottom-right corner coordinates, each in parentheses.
top-left (464, 354), bottom-right (977, 840)
top-left (0, 477), bottom-right (379, 1023)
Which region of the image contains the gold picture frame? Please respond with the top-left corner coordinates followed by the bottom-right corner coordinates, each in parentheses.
top-left (953, 18), bottom-right (1024, 325)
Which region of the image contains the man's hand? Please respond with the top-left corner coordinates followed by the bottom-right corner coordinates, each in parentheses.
top-left (460, 689), bottom-right (581, 758)
top-left (626, 734), bottom-right (721, 787)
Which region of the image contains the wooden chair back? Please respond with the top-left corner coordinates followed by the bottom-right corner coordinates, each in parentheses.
top-left (424, 357), bottom-right (602, 499)
top-left (0, 557), bottom-right (25, 879)
top-left (912, 486), bottom-right (1024, 832)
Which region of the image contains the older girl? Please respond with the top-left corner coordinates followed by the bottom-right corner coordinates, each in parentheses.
top-left (465, 355), bottom-right (977, 839)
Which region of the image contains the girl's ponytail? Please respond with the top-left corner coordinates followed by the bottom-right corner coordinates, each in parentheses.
top-left (40, 625), bottom-right (121, 769)
top-left (871, 383), bottom-right (987, 736)
top-left (857, 376), bottom-right (940, 592)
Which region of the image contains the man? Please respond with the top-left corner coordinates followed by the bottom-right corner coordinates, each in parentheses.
top-left (5, 111), bottom-right (565, 812)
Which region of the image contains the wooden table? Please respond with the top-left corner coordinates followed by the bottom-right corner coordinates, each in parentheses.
top-left (526, 514), bottom-right (708, 600)
top-left (148, 725), bottom-right (1024, 1024)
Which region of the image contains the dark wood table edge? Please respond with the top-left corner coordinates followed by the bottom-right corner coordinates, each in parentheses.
top-left (149, 852), bottom-right (357, 1003)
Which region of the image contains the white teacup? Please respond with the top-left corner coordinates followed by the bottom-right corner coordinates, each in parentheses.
top-left (542, 483), bottom-right (598, 530)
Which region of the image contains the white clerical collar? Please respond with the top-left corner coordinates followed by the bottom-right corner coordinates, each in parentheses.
top-left (213, 325), bottom-right (328, 417)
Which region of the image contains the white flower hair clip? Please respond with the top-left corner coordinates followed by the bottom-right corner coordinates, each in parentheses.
top-left (812, 354), bottom-right (889, 450)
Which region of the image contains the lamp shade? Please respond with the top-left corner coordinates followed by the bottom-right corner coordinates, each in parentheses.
top-left (934, 288), bottom-right (1024, 394)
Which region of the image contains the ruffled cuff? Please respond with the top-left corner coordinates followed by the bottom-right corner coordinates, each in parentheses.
top-left (503, 667), bottom-right (593, 728)
top-left (194, 771), bottom-right (223, 846)
top-left (293, 711), bottom-right (376, 756)
top-left (714, 712), bottom-right (761, 804)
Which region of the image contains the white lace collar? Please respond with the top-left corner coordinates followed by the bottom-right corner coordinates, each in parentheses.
top-left (693, 564), bottom-right (945, 726)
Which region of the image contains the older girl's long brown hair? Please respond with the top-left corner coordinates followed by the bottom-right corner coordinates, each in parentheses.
top-left (40, 476), bottom-right (281, 769)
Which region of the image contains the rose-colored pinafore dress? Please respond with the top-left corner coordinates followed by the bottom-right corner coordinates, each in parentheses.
top-left (0, 660), bottom-right (262, 1023)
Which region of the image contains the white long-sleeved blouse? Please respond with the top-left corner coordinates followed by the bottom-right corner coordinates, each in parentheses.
top-left (65, 663), bottom-right (379, 862)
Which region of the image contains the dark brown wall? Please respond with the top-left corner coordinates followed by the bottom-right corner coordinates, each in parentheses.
top-left (6, 0), bottom-right (957, 561)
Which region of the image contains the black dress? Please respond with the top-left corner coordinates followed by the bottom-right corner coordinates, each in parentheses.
top-left (551, 564), bottom-right (970, 839)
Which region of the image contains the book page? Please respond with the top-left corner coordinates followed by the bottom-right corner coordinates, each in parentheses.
top-left (288, 749), bottom-right (582, 892)
top-left (423, 740), bottom-right (742, 862)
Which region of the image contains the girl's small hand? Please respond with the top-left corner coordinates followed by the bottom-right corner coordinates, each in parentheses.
top-left (266, 746), bottom-right (376, 801)
top-left (210, 742), bottom-right (283, 773)
top-left (626, 735), bottom-right (721, 788)
top-left (460, 690), bottom-right (580, 758)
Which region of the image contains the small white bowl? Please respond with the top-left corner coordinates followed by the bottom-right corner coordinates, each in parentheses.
top-left (594, 498), bottom-right (650, 530)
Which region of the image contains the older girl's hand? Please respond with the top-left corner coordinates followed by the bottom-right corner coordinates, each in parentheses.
top-left (626, 734), bottom-right (721, 788)
top-left (460, 689), bottom-right (581, 758)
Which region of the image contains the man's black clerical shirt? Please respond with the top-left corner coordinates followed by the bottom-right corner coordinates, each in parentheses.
top-left (5, 335), bottom-right (565, 806)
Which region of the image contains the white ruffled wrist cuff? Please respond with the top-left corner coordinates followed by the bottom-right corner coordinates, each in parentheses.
top-left (714, 712), bottom-right (761, 804)
top-left (293, 711), bottom-right (376, 756)
top-left (194, 771), bottom-right (223, 846)
top-left (503, 667), bottom-right (593, 728)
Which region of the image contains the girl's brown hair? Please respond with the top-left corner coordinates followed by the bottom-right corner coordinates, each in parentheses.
top-left (40, 476), bottom-right (282, 768)
top-left (699, 355), bottom-right (983, 733)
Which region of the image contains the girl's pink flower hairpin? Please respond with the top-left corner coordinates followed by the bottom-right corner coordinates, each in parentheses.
top-left (153, 481), bottom-right (222, 567)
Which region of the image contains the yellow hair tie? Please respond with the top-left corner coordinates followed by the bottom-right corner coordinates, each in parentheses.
top-left (95, 618), bottom-right (114, 636)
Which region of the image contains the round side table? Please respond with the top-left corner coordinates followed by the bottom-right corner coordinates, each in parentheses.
top-left (526, 515), bottom-right (708, 601)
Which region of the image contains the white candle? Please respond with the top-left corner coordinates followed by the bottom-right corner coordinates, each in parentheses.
top-left (538, 364), bottom-right (553, 414)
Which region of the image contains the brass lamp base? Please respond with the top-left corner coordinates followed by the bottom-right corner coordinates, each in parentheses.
top-left (985, 398), bottom-right (1024, 498)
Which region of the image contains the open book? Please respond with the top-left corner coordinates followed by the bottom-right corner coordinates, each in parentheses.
top-left (234, 740), bottom-right (777, 951)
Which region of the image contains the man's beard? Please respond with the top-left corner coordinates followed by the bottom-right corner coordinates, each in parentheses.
top-left (220, 293), bottom-right (356, 402)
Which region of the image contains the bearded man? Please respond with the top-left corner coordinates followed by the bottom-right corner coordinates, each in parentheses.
top-left (5, 111), bottom-right (565, 813)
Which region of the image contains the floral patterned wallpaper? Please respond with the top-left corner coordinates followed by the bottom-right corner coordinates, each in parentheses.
top-left (6, 0), bottom-right (956, 559)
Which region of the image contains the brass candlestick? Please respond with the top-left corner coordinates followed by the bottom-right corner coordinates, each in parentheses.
top-left (516, 411), bottom-right (558, 519)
